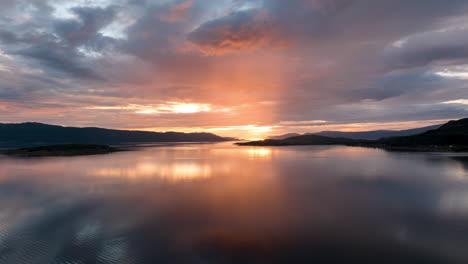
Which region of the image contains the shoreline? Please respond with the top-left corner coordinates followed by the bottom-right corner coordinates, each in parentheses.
top-left (236, 142), bottom-right (468, 153)
top-left (2, 144), bottom-right (124, 157)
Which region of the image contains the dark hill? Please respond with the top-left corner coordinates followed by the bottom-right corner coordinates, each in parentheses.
top-left (267, 124), bottom-right (442, 141)
top-left (267, 133), bottom-right (302, 140)
top-left (376, 118), bottom-right (468, 149)
top-left (314, 124), bottom-right (442, 140)
top-left (0, 123), bottom-right (236, 148)
top-left (237, 134), bottom-right (358, 146)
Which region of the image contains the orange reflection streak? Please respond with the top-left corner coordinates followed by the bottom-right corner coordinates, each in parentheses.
top-left (90, 161), bottom-right (212, 181)
top-left (246, 148), bottom-right (272, 159)
top-left (313, 145), bottom-right (384, 158)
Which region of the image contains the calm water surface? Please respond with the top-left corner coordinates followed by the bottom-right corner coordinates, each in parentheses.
top-left (0, 143), bottom-right (468, 263)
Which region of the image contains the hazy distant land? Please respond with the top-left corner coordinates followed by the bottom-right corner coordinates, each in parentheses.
top-left (268, 124), bottom-right (442, 140)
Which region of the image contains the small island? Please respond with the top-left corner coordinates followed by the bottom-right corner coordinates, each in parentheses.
top-left (3, 144), bottom-right (122, 157)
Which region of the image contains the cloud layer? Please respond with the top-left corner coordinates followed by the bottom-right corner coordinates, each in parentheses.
top-left (0, 0), bottom-right (467, 138)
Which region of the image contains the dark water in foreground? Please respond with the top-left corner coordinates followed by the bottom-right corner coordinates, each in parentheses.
top-left (0, 143), bottom-right (468, 264)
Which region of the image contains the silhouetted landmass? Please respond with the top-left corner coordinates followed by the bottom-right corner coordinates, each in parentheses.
top-left (267, 133), bottom-right (302, 140)
top-left (3, 144), bottom-right (121, 157)
top-left (239, 135), bottom-right (359, 146)
top-left (314, 124), bottom-right (442, 140)
top-left (366, 118), bottom-right (468, 151)
top-left (268, 124), bottom-right (442, 141)
top-left (239, 118), bottom-right (468, 152)
top-left (0, 123), bottom-right (237, 147)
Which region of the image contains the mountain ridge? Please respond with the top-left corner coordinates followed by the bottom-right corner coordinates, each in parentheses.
top-left (0, 122), bottom-right (237, 147)
top-left (267, 124), bottom-right (442, 141)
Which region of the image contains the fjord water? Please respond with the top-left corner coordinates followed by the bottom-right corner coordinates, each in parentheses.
top-left (0, 143), bottom-right (467, 263)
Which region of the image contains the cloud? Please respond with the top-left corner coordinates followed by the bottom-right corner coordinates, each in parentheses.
top-left (385, 27), bottom-right (468, 69)
top-left (1, 0), bottom-right (468, 138)
top-left (85, 102), bottom-right (219, 114)
top-left (0, 4), bottom-right (120, 80)
top-left (159, 0), bottom-right (193, 23)
top-left (54, 6), bottom-right (118, 46)
top-left (279, 120), bottom-right (328, 126)
top-left (442, 99), bottom-right (468, 105)
top-left (121, 1), bottom-right (194, 62)
top-left (188, 9), bottom-right (287, 55)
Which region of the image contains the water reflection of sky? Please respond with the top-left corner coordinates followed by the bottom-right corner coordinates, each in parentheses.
top-left (0, 143), bottom-right (467, 263)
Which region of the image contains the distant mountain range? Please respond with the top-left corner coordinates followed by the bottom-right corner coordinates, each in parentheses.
top-left (254, 134), bottom-right (356, 146)
top-left (267, 124), bottom-right (442, 140)
top-left (239, 118), bottom-right (468, 152)
top-left (0, 123), bottom-right (236, 147)
top-left (315, 124), bottom-right (443, 140)
top-left (267, 133), bottom-right (302, 140)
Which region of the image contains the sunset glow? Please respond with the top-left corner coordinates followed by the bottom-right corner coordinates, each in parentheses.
top-left (1, 1), bottom-right (468, 263)
top-left (0, 0), bottom-right (466, 139)
top-left (87, 102), bottom-right (215, 114)
top-left (91, 161), bottom-right (213, 181)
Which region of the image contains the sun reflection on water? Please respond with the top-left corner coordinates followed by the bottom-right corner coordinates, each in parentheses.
top-left (0, 144), bottom-right (468, 263)
top-left (90, 161), bottom-right (212, 181)
top-left (246, 148), bottom-right (272, 159)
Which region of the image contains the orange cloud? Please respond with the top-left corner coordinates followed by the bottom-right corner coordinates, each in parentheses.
top-left (159, 1), bottom-right (193, 23)
top-left (85, 102), bottom-right (226, 114)
top-left (188, 10), bottom-right (289, 55)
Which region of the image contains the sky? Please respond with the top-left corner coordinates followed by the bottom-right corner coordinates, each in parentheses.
top-left (0, 0), bottom-right (467, 139)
